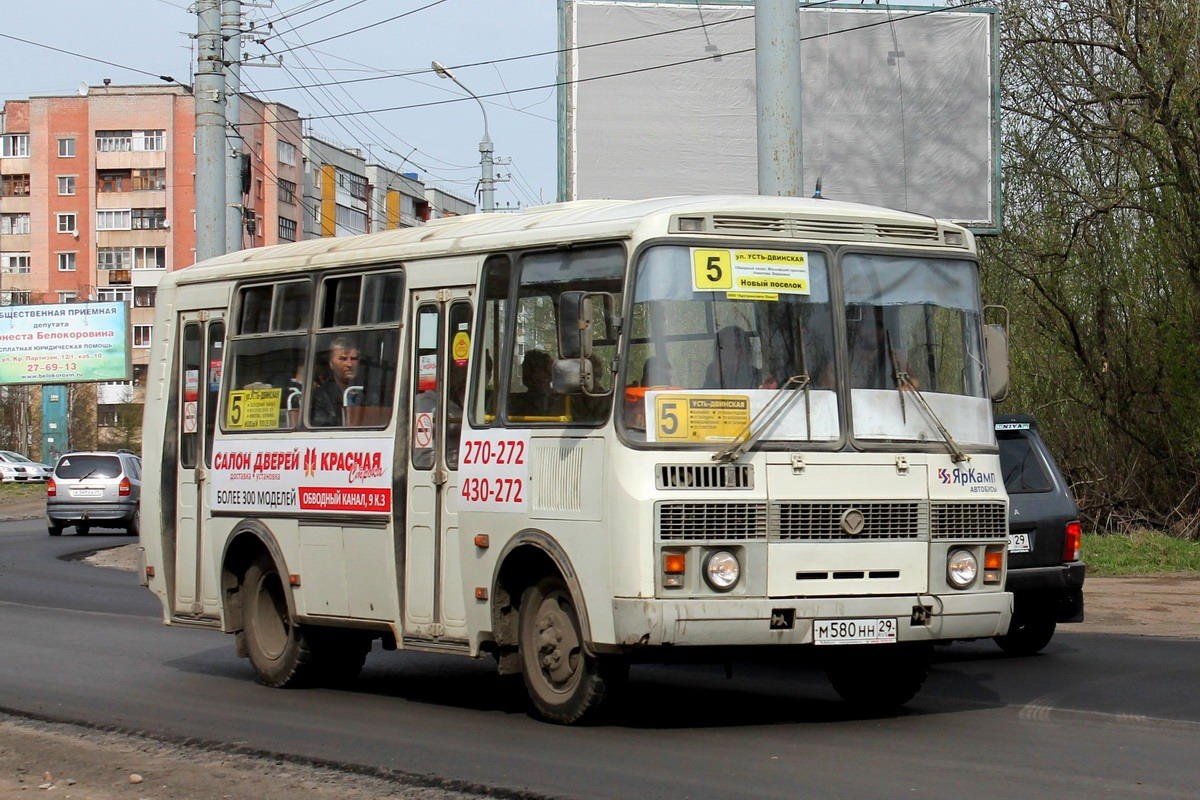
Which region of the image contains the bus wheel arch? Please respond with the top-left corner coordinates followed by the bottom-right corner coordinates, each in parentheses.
top-left (220, 521), bottom-right (292, 636)
top-left (491, 532), bottom-right (591, 675)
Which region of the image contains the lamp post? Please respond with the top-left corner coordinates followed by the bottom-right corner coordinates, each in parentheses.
top-left (431, 60), bottom-right (494, 214)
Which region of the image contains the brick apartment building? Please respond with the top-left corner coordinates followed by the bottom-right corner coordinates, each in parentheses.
top-left (0, 83), bottom-right (474, 455)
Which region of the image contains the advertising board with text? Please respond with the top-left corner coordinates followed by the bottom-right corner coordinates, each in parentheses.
top-left (0, 302), bottom-right (130, 384)
top-left (210, 437), bottom-right (391, 515)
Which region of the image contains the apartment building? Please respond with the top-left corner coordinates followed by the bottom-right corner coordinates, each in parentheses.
top-left (0, 84), bottom-right (302, 448)
top-left (302, 134), bottom-right (472, 238)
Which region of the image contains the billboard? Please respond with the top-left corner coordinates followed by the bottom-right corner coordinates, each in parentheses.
top-left (561, 1), bottom-right (1000, 231)
top-left (0, 302), bottom-right (131, 385)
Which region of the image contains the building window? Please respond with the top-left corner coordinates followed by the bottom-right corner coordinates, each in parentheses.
top-left (133, 324), bottom-right (152, 348)
top-left (98, 287), bottom-right (132, 305)
top-left (0, 174), bottom-right (30, 197)
top-left (95, 130), bottom-right (165, 152)
top-left (2, 290), bottom-right (31, 306)
top-left (277, 140), bottom-right (296, 166)
top-left (57, 175), bottom-right (76, 196)
top-left (133, 246), bottom-right (166, 269)
top-left (132, 168), bottom-right (166, 191)
top-left (58, 138), bottom-right (76, 158)
top-left (335, 204), bottom-right (367, 235)
top-left (98, 247), bottom-right (131, 270)
top-left (255, 178), bottom-right (264, 200)
top-left (97, 209), bottom-right (132, 231)
top-left (0, 213), bottom-right (30, 235)
top-left (96, 405), bottom-right (120, 427)
top-left (1, 134), bottom-right (29, 158)
top-left (131, 207), bottom-right (167, 230)
top-left (57, 252), bottom-right (77, 272)
top-left (1, 254), bottom-right (31, 274)
top-left (334, 167), bottom-right (368, 202)
top-left (278, 178), bottom-right (296, 205)
top-left (57, 291), bottom-right (77, 304)
top-left (56, 213), bottom-right (77, 234)
top-left (134, 287), bottom-right (157, 307)
top-left (98, 170), bottom-right (127, 192)
top-left (278, 216), bottom-right (297, 242)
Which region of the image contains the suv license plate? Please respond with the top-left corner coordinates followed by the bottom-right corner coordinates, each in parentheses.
top-left (813, 618), bottom-right (898, 645)
top-left (71, 488), bottom-right (102, 498)
top-left (1008, 532), bottom-right (1032, 553)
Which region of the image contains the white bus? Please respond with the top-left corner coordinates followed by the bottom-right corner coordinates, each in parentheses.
top-left (139, 196), bottom-right (1013, 724)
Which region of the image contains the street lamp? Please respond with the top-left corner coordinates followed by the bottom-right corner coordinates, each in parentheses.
top-left (431, 60), bottom-right (494, 214)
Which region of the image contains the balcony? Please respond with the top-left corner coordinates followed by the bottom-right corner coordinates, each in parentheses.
top-left (105, 269), bottom-right (132, 286)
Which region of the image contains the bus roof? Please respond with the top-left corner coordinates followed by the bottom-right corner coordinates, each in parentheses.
top-left (171, 195), bottom-right (970, 285)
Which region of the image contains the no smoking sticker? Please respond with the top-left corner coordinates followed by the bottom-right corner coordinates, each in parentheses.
top-left (414, 412), bottom-right (434, 448)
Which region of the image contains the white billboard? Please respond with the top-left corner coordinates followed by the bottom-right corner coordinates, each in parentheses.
top-left (561, 1), bottom-right (999, 231)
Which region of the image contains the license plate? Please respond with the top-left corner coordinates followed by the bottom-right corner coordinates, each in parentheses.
top-left (813, 618), bottom-right (898, 645)
top-left (71, 488), bottom-right (102, 498)
top-left (1008, 532), bottom-right (1032, 553)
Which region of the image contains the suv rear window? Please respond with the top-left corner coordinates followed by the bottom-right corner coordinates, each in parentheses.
top-left (55, 455), bottom-right (122, 480)
top-left (998, 433), bottom-right (1053, 494)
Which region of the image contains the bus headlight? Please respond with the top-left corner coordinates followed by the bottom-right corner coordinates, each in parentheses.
top-left (704, 550), bottom-right (740, 592)
top-left (947, 549), bottom-right (978, 589)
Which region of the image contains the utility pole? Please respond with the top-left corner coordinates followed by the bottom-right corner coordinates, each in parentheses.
top-left (222, 0), bottom-right (243, 254)
top-left (755, 0), bottom-right (803, 196)
top-left (196, 0), bottom-right (227, 261)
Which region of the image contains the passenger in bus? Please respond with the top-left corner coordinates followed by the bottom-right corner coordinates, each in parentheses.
top-left (508, 349), bottom-right (564, 417)
top-left (704, 326), bottom-right (775, 389)
top-left (311, 336), bottom-right (361, 426)
top-left (843, 310), bottom-right (918, 391)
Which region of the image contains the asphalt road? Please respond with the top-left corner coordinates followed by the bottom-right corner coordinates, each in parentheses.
top-left (2, 517), bottom-right (1199, 799)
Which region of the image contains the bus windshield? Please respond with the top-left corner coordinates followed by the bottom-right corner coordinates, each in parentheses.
top-left (620, 245), bottom-right (991, 449)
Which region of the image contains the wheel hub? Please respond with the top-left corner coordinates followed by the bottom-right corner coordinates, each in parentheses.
top-left (534, 597), bottom-right (580, 688)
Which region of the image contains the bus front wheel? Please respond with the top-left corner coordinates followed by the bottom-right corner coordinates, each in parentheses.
top-left (242, 554), bottom-right (318, 688)
top-left (519, 576), bottom-right (617, 724)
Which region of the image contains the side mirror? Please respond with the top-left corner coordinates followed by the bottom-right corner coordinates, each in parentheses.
top-left (983, 305), bottom-right (1010, 402)
top-left (558, 291), bottom-right (594, 359)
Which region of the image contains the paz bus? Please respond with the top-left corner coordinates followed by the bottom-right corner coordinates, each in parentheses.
top-left (139, 195), bottom-right (1013, 724)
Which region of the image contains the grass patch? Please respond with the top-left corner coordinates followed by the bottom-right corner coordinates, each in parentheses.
top-left (1084, 529), bottom-right (1200, 576)
top-left (0, 482), bottom-right (43, 500)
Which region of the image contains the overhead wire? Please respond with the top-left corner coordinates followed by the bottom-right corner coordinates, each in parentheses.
top-left (265, 0), bottom-right (451, 55)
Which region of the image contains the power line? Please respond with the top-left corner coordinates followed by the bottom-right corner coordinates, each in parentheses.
top-left (237, 0), bottom-right (993, 127)
top-left (256, 0), bottom-right (346, 28)
top-left (263, 0), bottom-right (375, 37)
top-left (0, 32), bottom-right (186, 87)
top-left (266, 0), bottom-right (451, 55)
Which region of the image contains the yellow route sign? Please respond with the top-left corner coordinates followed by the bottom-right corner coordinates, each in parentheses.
top-left (654, 393), bottom-right (750, 442)
top-left (226, 387), bottom-right (283, 429)
top-left (691, 248), bottom-right (810, 296)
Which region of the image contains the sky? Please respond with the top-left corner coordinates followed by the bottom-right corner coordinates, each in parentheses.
top-left (0, 0), bottom-right (560, 210)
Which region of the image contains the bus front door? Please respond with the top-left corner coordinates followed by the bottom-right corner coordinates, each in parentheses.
top-left (403, 289), bottom-right (472, 643)
top-left (173, 312), bottom-right (225, 619)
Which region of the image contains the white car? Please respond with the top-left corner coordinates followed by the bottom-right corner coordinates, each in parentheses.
top-left (0, 451), bottom-right (53, 482)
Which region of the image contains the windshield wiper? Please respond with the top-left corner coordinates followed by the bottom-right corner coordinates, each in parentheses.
top-left (713, 373), bottom-right (812, 463)
top-left (884, 332), bottom-right (969, 463)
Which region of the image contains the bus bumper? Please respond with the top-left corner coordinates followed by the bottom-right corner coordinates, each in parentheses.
top-left (610, 592), bottom-right (1012, 647)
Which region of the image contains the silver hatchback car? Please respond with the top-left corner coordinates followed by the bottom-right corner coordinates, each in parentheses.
top-left (47, 450), bottom-right (142, 536)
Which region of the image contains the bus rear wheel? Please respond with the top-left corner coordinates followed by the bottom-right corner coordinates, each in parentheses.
top-left (825, 642), bottom-right (932, 710)
top-left (242, 554), bottom-right (318, 688)
top-left (519, 576), bottom-right (616, 724)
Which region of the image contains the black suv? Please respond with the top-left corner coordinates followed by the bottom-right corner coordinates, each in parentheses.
top-left (994, 414), bottom-right (1086, 654)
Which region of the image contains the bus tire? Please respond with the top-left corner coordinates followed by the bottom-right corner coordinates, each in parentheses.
top-left (825, 642), bottom-right (931, 710)
top-left (242, 554), bottom-right (317, 688)
top-left (994, 612), bottom-right (1056, 656)
top-left (519, 576), bottom-right (614, 724)
top-left (311, 630), bottom-right (370, 686)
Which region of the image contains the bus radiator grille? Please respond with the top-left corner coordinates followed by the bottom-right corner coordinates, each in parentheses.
top-left (930, 501), bottom-right (1009, 540)
top-left (771, 502), bottom-right (925, 541)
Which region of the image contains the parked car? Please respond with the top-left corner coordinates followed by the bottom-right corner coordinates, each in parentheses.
top-left (0, 450), bottom-right (52, 482)
top-left (994, 414), bottom-right (1086, 654)
top-left (46, 450), bottom-right (142, 536)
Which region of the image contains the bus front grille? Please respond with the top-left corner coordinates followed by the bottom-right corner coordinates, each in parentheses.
top-left (771, 501), bottom-right (925, 541)
top-left (657, 464), bottom-right (752, 490)
top-left (930, 501), bottom-right (1009, 540)
top-left (656, 502), bottom-right (769, 541)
